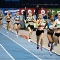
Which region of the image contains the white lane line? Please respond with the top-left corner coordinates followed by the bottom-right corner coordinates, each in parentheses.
top-left (0, 44), bottom-right (15, 60)
top-left (0, 31), bottom-right (42, 60)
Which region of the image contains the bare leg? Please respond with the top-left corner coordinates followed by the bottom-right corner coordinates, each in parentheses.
top-left (40, 33), bottom-right (44, 51)
top-left (36, 36), bottom-right (40, 49)
top-left (28, 27), bottom-right (32, 39)
top-left (47, 34), bottom-right (54, 51)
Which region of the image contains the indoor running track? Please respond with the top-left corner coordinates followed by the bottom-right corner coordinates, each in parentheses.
top-left (0, 27), bottom-right (60, 60)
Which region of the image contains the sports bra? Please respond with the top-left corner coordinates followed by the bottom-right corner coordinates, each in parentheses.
top-left (15, 15), bottom-right (20, 20)
top-left (7, 15), bottom-right (11, 19)
top-left (56, 19), bottom-right (60, 27)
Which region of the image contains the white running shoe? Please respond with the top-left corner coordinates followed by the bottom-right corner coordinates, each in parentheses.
top-left (16, 34), bottom-right (18, 37)
top-left (7, 32), bottom-right (9, 33)
top-left (15, 31), bottom-right (17, 34)
top-left (49, 51), bottom-right (52, 55)
top-left (28, 39), bottom-right (31, 42)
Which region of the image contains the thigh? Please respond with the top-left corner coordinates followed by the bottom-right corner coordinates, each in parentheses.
top-left (6, 22), bottom-right (9, 25)
top-left (17, 24), bottom-right (21, 29)
top-left (36, 35), bottom-right (40, 40)
top-left (40, 33), bottom-right (44, 40)
top-left (6, 21), bottom-right (10, 25)
top-left (8, 22), bottom-right (10, 26)
top-left (14, 24), bottom-right (18, 29)
top-left (47, 34), bottom-right (53, 42)
top-left (28, 27), bottom-right (32, 32)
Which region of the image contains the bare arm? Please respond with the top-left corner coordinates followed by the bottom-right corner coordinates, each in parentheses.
top-left (36, 20), bottom-right (40, 27)
top-left (32, 16), bottom-right (36, 23)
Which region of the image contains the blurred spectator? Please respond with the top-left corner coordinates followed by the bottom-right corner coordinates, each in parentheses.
top-left (23, 7), bottom-right (27, 20)
top-left (47, 9), bottom-right (52, 19)
top-left (35, 5), bottom-right (39, 20)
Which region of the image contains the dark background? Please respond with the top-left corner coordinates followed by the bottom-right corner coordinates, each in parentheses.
top-left (0, 0), bottom-right (60, 8)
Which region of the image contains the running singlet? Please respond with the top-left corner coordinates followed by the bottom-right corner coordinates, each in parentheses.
top-left (48, 22), bottom-right (53, 29)
top-left (6, 15), bottom-right (11, 21)
top-left (15, 15), bottom-right (20, 20)
top-left (56, 19), bottom-right (60, 27)
top-left (27, 17), bottom-right (34, 22)
top-left (39, 20), bottom-right (46, 27)
top-left (26, 16), bottom-right (35, 27)
top-left (15, 15), bottom-right (20, 23)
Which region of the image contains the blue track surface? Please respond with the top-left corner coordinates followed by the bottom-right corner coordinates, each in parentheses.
top-left (0, 27), bottom-right (60, 60)
top-left (0, 44), bottom-right (12, 60)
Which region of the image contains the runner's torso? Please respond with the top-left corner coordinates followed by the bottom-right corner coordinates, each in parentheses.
top-left (26, 16), bottom-right (34, 25)
top-left (6, 14), bottom-right (11, 21)
top-left (55, 19), bottom-right (60, 33)
top-left (15, 15), bottom-right (20, 23)
top-left (38, 19), bottom-right (46, 30)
